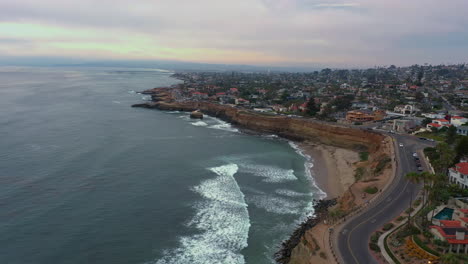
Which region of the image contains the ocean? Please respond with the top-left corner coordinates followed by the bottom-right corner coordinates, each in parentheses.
top-left (0, 67), bottom-right (325, 264)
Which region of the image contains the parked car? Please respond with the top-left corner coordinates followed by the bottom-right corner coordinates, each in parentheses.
top-left (399, 143), bottom-right (404, 147)
top-left (419, 137), bottom-right (427, 140)
top-left (417, 166), bottom-right (423, 172)
top-left (412, 152), bottom-right (418, 157)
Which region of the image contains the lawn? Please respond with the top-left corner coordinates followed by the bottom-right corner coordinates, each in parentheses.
top-left (415, 132), bottom-right (445, 142)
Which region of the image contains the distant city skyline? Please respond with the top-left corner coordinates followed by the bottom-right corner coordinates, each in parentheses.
top-left (1, 0), bottom-right (467, 68)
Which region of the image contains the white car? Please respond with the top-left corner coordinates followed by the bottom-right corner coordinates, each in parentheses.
top-left (399, 143), bottom-right (404, 147)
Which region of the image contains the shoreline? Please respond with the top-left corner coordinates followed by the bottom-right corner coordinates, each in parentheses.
top-left (132, 87), bottom-right (392, 264)
top-left (298, 142), bottom-right (359, 200)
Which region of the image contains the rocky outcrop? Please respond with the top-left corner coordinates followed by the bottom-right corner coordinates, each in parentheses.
top-left (275, 199), bottom-right (337, 264)
top-left (190, 110), bottom-right (203, 119)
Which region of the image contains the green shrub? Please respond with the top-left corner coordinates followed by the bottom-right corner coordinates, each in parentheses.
top-left (396, 216), bottom-right (405, 222)
top-left (396, 225), bottom-right (420, 238)
top-left (359, 152), bottom-right (369, 161)
top-left (405, 207), bottom-right (414, 214)
top-left (369, 243), bottom-right (380, 252)
top-left (413, 235), bottom-right (440, 256)
top-left (364, 186), bottom-right (378, 194)
top-left (355, 167), bottom-right (365, 181)
top-left (374, 155), bottom-right (391, 175)
top-left (371, 231), bottom-right (382, 243)
top-left (383, 223), bottom-right (395, 231)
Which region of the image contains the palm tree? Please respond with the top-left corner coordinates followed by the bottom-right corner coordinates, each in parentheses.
top-left (405, 172), bottom-right (421, 225)
top-left (434, 142), bottom-right (456, 175)
top-left (440, 252), bottom-right (459, 264)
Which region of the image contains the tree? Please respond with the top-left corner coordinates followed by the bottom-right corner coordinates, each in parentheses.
top-left (455, 136), bottom-right (468, 160)
top-left (434, 143), bottom-right (456, 175)
top-left (405, 172), bottom-right (421, 225)
top-left (421, 117), bottom-right (432, 127)
top-left (306, 97), bottom-right (320, 116)
top-left (440, 253), bottom-right (458, 264)
top-left (446, 125), bottom-right (457, 145)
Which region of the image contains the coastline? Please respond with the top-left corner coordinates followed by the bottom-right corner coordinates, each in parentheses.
top-left (298, 142), bottom-right (359, 200)
top-left (133, 87), bottom-right (393, 264)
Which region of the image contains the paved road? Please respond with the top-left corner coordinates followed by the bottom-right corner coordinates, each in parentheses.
top-left (336, 133), bottom-right (435, 264)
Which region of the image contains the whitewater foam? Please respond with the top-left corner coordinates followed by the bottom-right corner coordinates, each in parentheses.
top-left (239, 163), bottom-right (297, 183)
top-left (275, 189), bottom-right (313, 197)
top-left (191, 121), bottom-right (208, 127)
top-left (247, 194), bottom-right (304, 215)
top-left (288, 141), bottom-right (327, 199)
top-left (208, 119), bottom-right (239, 132)
top-left (155, 164), bottom-right (250, 264)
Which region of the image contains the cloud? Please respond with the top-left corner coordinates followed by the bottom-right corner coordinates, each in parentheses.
top-left (0, 0), bottom-right (467, 67)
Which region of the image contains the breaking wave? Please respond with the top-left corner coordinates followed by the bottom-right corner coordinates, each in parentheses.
top-left (155, 164), bottom-right (250, 264)
top-left (190, 121), bottom-right (208, 127)
top-left (288, 142), bottom-right (327, 199)
top-left (238, 163), bottom-right (297, 183)
top-left (208, 119), bottom-right (239, 132)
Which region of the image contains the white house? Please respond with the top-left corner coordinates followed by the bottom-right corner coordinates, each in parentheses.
top-left (394, 104), bottom-right (417, 115)
top-left (451, 116), bottom-right (468, 127)
top-left (434, 119), bottom-right (451, 126)
top-left (449, 163), bottom-right (468, 189)
top-left (422, 113), bottom-right (446, 119)
top-left (457, 126), bottom-right (468, 136)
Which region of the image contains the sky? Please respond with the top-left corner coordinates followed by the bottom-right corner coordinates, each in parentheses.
top-left (0, 0), bottom-right (467, 68)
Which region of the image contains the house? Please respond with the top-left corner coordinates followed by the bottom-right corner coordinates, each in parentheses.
top-left (394, 104), bottom-right (418, 115)
top-left (229, 88), bottom-right (239, 94)
top-left (235, 98), bottom-right (250, 106)
top-left (352, 101), bottom-right (370, 109)
top-left (427, 119), bottom-right (451, 130)
top-left (346, 110), bottom-right (385, 122)
top-left (434, 119), bottom-right (451, 126)
top-left (423, 113), bottom-right (447, 119)
top-left (458, 126), bottom-right (468, 136)
top-left (449, 162), bottom-right (468, 189)
top-left (451, 116), bottom-right (468, 127)
top-left (192, 91), bottom-right (208, 100)
top-left (430, 224), bottom-right (468, 253)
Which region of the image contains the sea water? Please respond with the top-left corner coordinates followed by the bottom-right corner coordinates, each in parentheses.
top-left (0, 67), bottom-right (324, 264)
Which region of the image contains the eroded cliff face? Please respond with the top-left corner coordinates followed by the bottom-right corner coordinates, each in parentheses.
top-left (135, 89), bottom-right (386, 153)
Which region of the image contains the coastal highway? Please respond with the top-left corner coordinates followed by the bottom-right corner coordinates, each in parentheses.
top-left (336, 133), bottom-right (435, 264)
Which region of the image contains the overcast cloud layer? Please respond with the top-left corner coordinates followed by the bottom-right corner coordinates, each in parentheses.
top-left (0, 0), bottom-right (467, 67)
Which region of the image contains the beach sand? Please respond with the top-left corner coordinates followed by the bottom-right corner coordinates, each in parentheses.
top-left (299, 142), bottom-right (359, 199)
top-left (289, 138), bottom-right (394, 264)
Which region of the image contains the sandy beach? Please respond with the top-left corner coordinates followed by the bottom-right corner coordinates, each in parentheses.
top-left (299, 141), bottom-right (359, 199)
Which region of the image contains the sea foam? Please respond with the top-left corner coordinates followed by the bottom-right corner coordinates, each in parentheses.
top-left (190, 121), bottom-right (208, 127)
top-left (155, 164), bottom-right (250, 264)
top-left (288, 141), bottom-right (327, 199)
top-left (239, 163), bottom-right (297, 183)
top-left (208, 119), bottom-right (239, 132)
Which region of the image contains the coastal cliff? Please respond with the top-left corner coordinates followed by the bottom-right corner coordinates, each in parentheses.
top-left (133, 88), bottom-right (393, 264)
top-left (133, 88), bottom-right (385, 152)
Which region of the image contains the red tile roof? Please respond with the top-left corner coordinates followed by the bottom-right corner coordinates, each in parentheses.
top-left (428, 123), bottom-right (441, 128)
top-left (460, 209), bottom-right (468, 214)
top-left (460, 217), bottom-right (468, 222)
top-left (440, 220), bottom-right (462, 227)
top-left (454, 163), bottom-right (468, 175)
top-left (435, 119), bottom-right (450, 123)
top-left (452, 116), bottom-right (466, 119)
top-left (447, 238), bottom-right (468, 244)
